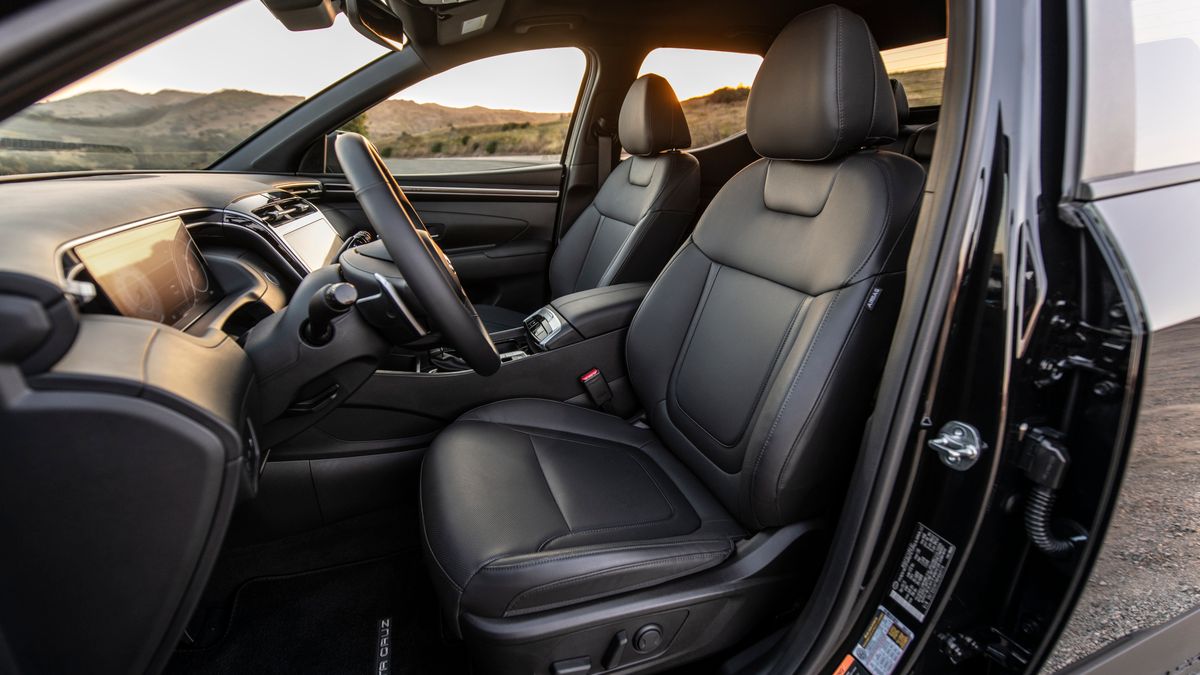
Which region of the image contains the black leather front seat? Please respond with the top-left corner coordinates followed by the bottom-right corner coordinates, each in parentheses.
top-left (475, 74), bottom-right (700, 331)
top-left (420, 3), bottom-right (925, 654)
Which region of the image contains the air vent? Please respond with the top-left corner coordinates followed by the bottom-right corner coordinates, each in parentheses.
top-left (281, 182), bottom-right (323, 201)
top-left (251, 194), bottom-right (314, 226)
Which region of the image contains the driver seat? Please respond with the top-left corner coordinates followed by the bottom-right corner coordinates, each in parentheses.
top-left (420, 5), bottom-right (924, 667)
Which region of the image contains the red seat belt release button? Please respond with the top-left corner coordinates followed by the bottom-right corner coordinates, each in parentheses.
top-left (579, 368), bottom-right (614, 412)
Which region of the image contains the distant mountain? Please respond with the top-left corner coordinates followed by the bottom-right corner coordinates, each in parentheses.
top-left (0, 73), bottom-right (943, 175)
top-left (366, 99), bottom-right (563, 138)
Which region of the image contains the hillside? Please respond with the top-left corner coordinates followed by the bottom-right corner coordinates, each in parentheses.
top-left (0, 69), bottom-right (943, 175)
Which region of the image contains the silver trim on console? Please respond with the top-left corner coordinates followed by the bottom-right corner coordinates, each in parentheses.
top-left (323, 182), bottom-right (559, 199)
top-left (525, 306), bottom-right (565, 350)
top-left (372, 272), bottom-right (428, 336)
top-left (400, 185), bottom-right (560, 198)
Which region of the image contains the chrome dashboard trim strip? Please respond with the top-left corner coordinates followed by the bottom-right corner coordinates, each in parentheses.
top-left (323, 182), bottom-right (559, 199)
top-left (400, 185), bottom-right (560, 198)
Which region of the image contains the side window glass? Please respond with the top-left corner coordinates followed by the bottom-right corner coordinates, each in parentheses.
top-left (880, 39), bottom-right (947, 108)
top-left (340, 48), bottom-right (586, 175)
top-left (636, 48), bottom-right (762, 149)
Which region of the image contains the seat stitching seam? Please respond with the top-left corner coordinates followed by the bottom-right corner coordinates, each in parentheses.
top-left (747, 288), bottom-right (842, 526)
top-left (843, 155), bottom-right (895, 286)
top-left (668, 290), bottom-right (806, 454)
top-left (540, 451), bottom-right (681, 548)
top-left (418, 461), bottom-right (464, 592)
top-left (503, 551), bottom-right (727, 614)
top-left (663, 260), bottom-right (722, 440)
top-left (572, 210), bottom-right (609, 292)
top-left (484, 422), bottom-right (641, 452)
top-left (774, 284), bottom-right (877, 515)
top-left (525, 434), bottom-right (573, 549)
top-left (460, 436), bottom-right (570, 583)
top-left (481, 539), bottom-right (730, 570)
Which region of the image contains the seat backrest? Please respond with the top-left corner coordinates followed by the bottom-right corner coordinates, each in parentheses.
top-left (907, 121), bottom-right (938, 172)
top-left (548, 74), bottom-right (700, 298)
top-left (883, 78), bottom-right (915, 154)
top-left (886, 77), bottom-right (939, 172)
top-left (627, 5), bottom-right (926, 530)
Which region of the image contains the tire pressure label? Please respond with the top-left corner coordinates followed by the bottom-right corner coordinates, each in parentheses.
top-left (850, 607), bottom-right (913, 675)
top-left (888, 522), bottom-right (955, 622)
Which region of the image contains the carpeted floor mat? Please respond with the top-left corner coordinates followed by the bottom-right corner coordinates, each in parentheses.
top-left (166, 554), bottom-right (467, 675)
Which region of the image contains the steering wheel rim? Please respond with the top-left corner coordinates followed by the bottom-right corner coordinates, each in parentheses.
top-left (334, 132), bottom-right (500, 375)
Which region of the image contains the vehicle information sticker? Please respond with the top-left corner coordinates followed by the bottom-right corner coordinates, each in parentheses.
top-left (888, 522), bottom-right (955, 622)
top-left (832, 654), bottom-right (870, 675)
top-left (851, 607), bottom-right (913, 675)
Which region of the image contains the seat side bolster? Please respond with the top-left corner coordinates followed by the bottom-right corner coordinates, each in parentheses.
top-left (463, 538), bottom-right (735, 618)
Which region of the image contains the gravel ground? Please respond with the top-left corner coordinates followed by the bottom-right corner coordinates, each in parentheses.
top-left (1044, 319), bottom-right (1200, 671)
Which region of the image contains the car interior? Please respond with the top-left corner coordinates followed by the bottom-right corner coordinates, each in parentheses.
top-left (0, 0), bottom-right (956, 673)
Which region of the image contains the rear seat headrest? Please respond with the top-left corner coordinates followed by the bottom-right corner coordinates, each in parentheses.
top-left (619, 74), bottom-right (692, 156)
top-left (747, 4), bottom-right (897, 162)
top-left (890, 78), bottom-right (910, 125)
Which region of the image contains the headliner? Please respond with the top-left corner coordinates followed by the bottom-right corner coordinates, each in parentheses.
top-left (412, 0), bottom-right (945, 54)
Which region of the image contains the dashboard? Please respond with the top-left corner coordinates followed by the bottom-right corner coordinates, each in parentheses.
top-left (8, 173), bottom-right (351, 337)
top-left (0, 171), bottom-right (361, 675)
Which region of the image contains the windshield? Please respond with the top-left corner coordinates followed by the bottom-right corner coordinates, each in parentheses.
top-left (0, 1), bottom-right (387, 176)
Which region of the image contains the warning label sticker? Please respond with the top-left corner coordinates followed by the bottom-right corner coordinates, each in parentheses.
top-left (832, 654), bottom-right (869, 675)
top-left (851, 607), bottom-right (913, 675)
top-left (888, 522), bottom-right (955, 622)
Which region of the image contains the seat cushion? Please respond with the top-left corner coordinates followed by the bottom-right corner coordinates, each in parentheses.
top-left (420, 399), bottom-right (744, 625)
top-left (474, 303), bottom-right (528, 332)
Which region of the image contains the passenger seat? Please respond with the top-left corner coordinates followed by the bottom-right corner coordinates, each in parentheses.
top-left (475, 74), bottom-right (700, 331)
top-left (886, 78), bottom-right (937, 172)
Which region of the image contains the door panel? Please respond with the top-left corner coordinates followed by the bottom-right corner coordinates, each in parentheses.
top-left (315, 163), bottom-right (563, 311)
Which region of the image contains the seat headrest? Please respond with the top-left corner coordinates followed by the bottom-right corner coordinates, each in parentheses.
top-left (619, 74), bottom-right (692, 156)
top-left (891, 78), bottom-right (910, 125)
top-left (747, 4), bottom-right (898, 161)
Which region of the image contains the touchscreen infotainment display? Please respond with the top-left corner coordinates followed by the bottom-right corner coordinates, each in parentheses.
top-left (276, 215), bottom-right (341, 272)
top-left (75, 216), bottom-right (219, 327)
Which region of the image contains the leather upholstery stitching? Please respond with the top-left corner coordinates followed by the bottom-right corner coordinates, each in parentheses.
top-left (660, 258), bottom-right (719, 426)
top-left (670, 267), bottom-right (808, 453)
top-left (821, 7), bottom-right (846, 161)
top-left (418, 460), bottom-right (464, 592)
top-left (503, 550), bottom-right (728, 615)
top-left (526, 434), bottom-right (573, 535)
top-left (481, 539), bottom-right (730, 570)
top-left (772, 283), bottom-right (876, 523)
top-left (842, 155), bottom-right (895, 286)
top-left (537, 449), bottom-right (680, 550)
top-left (747, 288), bottom-right (843, 527)
top-left (602, 157), bottom-right (698, 286)
top-left (761, 160), bottom-right (845, 216)
top-left (451, 433), bottom-right (575, 591)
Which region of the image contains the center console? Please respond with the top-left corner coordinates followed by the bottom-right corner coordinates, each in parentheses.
top-left (524, 283), bottom-right (651, 352)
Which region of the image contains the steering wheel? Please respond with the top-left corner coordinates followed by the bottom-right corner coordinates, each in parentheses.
top-left (334, 132), bottom-right (501, 375)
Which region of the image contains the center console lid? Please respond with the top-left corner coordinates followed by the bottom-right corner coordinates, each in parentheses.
top-left (526, 283), bottom-right (650, 351)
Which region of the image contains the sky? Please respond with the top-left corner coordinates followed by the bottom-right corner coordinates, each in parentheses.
top-left (50, 0), bottom-right (953, 111)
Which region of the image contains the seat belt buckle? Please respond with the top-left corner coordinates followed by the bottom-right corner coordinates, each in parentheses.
top-left (579, 368), bottom-right (615, 413)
